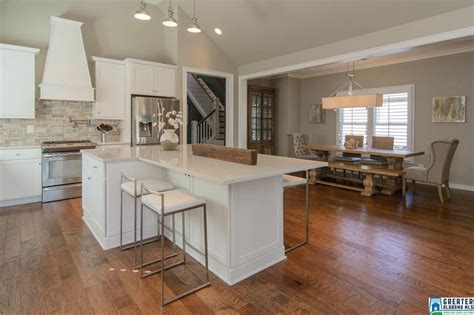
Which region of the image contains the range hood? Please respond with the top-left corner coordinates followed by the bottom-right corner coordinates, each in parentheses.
top-left (39, 17), bottom-right (94, 102)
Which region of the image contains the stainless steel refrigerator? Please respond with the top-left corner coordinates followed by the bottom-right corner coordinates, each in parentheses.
top-left (131, 96), bottom-right (180, 146)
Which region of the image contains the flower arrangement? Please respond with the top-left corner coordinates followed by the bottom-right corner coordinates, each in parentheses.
top-left (158, 110), bottom-right (183, 131)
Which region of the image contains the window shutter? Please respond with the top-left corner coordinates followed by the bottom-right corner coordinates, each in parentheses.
top-left (374, 93), bottom-right (409, 149)
top-left (338, 107), bottom-right (368, 145)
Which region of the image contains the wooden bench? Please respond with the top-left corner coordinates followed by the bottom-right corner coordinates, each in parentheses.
top-left (317, 162), bottom-right (404, 196)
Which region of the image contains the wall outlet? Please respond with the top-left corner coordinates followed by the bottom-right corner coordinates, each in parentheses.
top-left (27, 125), bottom-right (34, 134)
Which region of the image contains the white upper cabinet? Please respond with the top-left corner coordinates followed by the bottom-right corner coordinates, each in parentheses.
top-left (154, 66), bottom-right (176, 97)
top-left (125, 59), bottom-right (177, 97)
top-left (0, 44), bottom-right (40, 119)
top-left (92, 57), bottom-right (126, 119)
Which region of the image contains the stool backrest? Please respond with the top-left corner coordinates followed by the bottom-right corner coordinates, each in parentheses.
top-left (371, 136), bottom-right (394, 150)
top-left (427, 139), bottom-right (459, 184)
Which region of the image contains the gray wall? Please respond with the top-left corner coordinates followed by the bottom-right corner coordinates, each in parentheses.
top-left (300, 52), bottom-right (474, 187)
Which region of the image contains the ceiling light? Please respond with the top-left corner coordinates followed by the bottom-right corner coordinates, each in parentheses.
top-left (134, 0), bottom-right (151, 21)
top-left (322, 61), bottom-right (382, 109)
top-left (162, 0), bottom-right (177, 27)
top-left (214, 28), bottom-right (222, 35)
top-left (187, 0), bottom-right (201, 33)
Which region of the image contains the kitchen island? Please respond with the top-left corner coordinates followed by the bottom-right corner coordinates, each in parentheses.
top-left (81, 144), bottom-right (327, 285)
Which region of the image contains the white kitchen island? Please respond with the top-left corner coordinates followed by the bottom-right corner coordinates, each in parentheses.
top-left (81, 144), bottom-right (327, 285)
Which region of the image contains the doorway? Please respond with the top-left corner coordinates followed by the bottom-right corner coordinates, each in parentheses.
top-left (182, 68), bottom-right (234, 146)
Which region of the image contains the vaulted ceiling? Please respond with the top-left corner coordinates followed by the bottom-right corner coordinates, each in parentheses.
top-left (177, 0), bottom-right (474, 65)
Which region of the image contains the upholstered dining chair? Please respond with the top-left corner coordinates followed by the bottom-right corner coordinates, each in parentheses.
top-left (371, 136), bottom-right (394, 150)
top-left (402, 139), bottom-right (459, 203)
top-left (288, 133), bottom-right (317, 160)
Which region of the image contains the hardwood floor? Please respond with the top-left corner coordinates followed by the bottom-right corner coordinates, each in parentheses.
top-left (1, 184), bottom-right (473, 314)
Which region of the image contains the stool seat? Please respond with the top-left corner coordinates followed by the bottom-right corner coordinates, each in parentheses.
top-left (141, 189), bottom-right (205, 215)
top-left (121, 179), bottom-right (173, 197)
top-left (283, 174), bottom-right (306, 188)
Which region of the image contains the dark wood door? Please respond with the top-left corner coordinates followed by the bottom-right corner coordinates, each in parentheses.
top-left (247, 86), bottom-right (275, 154)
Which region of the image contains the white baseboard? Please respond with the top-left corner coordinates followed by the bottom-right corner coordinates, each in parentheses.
top-left (414, 181), bottom-right (474, 192)
top-left (0, 195), bottom-right (42, 208)
top-left (450, 183), bottom-right (474, 192)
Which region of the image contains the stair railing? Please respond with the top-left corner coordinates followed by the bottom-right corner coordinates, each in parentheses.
top-left (191, 109), bottom-right (217, 144)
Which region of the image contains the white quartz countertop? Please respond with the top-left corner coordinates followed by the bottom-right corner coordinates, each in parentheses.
top-left (0, 144), bottom-right (41, 150)
top-left (82, 144), bottom-right (327, 184)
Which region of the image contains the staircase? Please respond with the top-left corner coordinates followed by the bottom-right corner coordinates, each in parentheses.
top-left (188, 73), bottom-right (225, 145)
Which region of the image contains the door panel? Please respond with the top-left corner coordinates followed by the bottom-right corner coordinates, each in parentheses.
top-left (247, 86), bottom-right (275, 154)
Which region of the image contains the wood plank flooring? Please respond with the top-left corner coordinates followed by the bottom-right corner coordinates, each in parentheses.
top-left (1, 184), bottom-right (473, 314)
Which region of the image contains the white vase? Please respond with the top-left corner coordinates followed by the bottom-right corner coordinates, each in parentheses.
top-left (160, 129), bottom-right (179, 151)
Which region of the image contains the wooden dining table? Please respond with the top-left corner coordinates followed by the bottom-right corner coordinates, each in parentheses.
top-left (301, 144), bottom-right (424, 196)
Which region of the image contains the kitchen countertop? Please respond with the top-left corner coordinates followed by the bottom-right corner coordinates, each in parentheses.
top-left (0, 144), bottom-right (41, 150)
top-left (95, 141), bottom-right (131, 147)
top-left (82, 144), bottom-right (328, 184)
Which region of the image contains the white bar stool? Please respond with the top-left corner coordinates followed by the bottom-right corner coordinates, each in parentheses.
top-left (140, 185), bottom-right (210, 306)
top-left (283, 171), bottom-right (310, 253)
top-left (120, 173), bottom-right (174, 267)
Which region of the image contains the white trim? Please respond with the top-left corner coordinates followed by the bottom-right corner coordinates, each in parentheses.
top-left (335, 84), bottom-right (415, 152)
top-left (0, 43), bottom-right (40, 55)
top-left (294, 46), bottom-right (474, 78)
top-left (123, 58), bottom-right (178, 69)
top-left (237, 27), bottom-right (474, 148)
top-left (450, 183), bottom-right (474, 192)
top-left (182, 67), bottom-right (234, 147)
top-left (0, 195), bottom-right (42, 208)
top-left (91, 56), bottom-right (125, 64)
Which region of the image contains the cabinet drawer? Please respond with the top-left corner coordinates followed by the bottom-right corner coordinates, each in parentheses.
top-left (0, 148), bottom-right (41, 161)
top-left (86, 157), bottom-right (105, 176)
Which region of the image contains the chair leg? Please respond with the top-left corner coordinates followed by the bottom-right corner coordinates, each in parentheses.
top-left (445, 183), bottom-right (451, 199)
top-left (402, 178), bottom-right (406, 197)
top-left (437, 185), bottom-right (445, 203)
top-left (412, 180), bottom-right (416, 192)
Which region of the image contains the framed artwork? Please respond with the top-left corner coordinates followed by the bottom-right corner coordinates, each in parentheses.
top-left (432, 96), bottom-right (466, 123)
top-left (309, 104), bottom-right (325, 123)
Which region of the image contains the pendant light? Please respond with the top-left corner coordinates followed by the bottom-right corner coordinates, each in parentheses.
top-left (322, 61), bottom-right (383, 109)
top-left (187, 0), bottom-right (202, 33)
top-left (134, 0), bottom-right (151, 21)
top-left (162, 0), bottom-right (178, 27)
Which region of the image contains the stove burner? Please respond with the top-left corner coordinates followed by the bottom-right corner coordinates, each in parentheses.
top-left (41, 140), bottom-right (96, 153)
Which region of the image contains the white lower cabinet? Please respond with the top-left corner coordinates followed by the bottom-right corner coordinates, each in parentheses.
top-left (82, 155), bottom-right (105, 235)
top-left (0, 148), bottom-right (42, 206)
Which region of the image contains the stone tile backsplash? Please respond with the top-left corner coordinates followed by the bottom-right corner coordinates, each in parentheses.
top-left (0, 100), bottom-right (122, 145)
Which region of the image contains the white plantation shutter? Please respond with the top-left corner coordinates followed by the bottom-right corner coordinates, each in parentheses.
top-left (336, 85), bottom-right (413, 150)
top-left (374, 93), bottom-right (409, 149)
top-left (338, 107), bottom-right (367, 145)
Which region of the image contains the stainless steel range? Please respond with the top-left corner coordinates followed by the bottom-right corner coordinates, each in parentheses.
top-left (41, 140), bottom-right (96, 202)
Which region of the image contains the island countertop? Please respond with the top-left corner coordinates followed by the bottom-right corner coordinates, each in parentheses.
top-left (82, 144), bottom-right (327, 185)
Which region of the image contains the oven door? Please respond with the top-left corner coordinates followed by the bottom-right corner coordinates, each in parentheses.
top-left (42, 152), bottom-right (82, 187)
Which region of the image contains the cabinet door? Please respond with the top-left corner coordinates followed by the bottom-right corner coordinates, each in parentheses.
top-left (82, 167), bottom-right (93, 215)
top-left (131, 63), bottom-right (155, 95)
top-left (0, 159), bottom-right (41, 201)
top-left (94, 61), bottom-right (126, 119)
top-left (91, 173), bottom-right (105, 228)
top-left (0, 49), bottom-right (36, 119)
top-left (154, 67), bottom-right (176, 97)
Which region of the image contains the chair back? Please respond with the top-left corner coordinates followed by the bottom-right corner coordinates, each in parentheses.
top-left (344, 135), bottom-right (364, 148)
top-left (288, 133), bottom-right (311, 157)
top-left (427, 139), bottom-right (459, 184)
top-left (371, 136), bottom-right (394, 150)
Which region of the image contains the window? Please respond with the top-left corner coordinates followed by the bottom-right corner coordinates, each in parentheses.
top-left (336, 85), bottom-right (414, 150)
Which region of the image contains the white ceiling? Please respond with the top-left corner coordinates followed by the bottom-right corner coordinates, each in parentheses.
top-left (176, 0), bottom-right (474, 65)
top-left (284, 35), bottom-right (474, 78)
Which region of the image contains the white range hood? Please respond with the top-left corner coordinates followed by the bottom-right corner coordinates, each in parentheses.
top-left (39, 16), bottom-right (94, 102)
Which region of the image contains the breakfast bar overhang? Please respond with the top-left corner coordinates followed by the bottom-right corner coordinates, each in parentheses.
top-left (81, 145), bottom-right (327, 285)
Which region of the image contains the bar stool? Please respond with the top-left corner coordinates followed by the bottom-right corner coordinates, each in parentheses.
top-left (283, 170), bottom-right (310, 253)
top-left (140, 184), bottom-right (210, 306)
top-left (120, 173), bottom-right (174, 267)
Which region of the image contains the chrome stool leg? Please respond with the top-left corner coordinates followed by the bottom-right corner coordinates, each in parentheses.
top-left (285, 170), bottom-right (310, 253)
